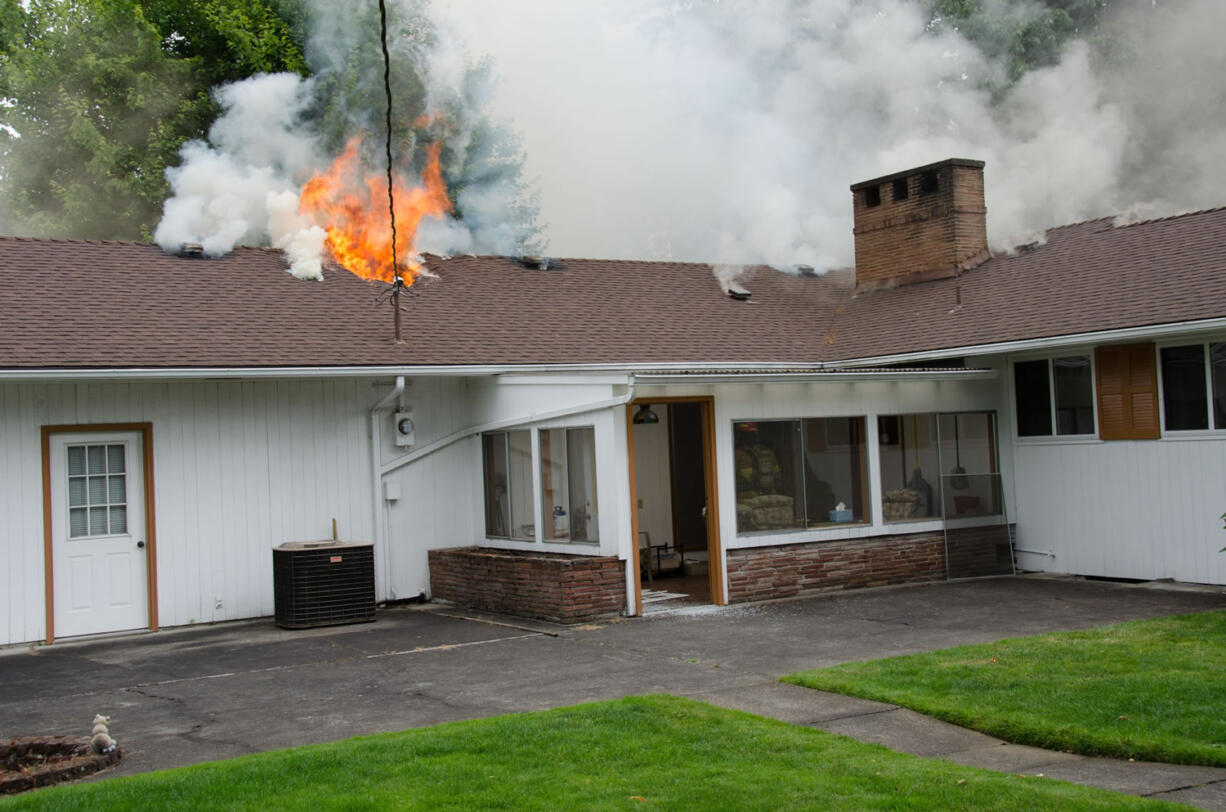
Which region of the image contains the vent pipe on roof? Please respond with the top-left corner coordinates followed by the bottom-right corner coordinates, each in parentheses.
top-left (519, 255), bottom-right (552, 270)
top-left (179, 242), bottom-right (204, 258)
top-left (725, 283), bottom-right (751, 301)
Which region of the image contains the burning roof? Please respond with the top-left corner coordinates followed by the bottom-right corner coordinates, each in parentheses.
top-left (3, 206), bottom-right (1226, 374)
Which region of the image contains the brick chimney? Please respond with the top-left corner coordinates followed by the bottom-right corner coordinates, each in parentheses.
top-left (850, 158), bottom-right (988, 290)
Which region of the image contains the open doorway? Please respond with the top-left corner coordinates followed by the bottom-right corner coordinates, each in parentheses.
top-left (629, 398), bottom-right (724, 613)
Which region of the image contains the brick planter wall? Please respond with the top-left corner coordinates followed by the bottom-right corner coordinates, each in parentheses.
top-left (726, 532), bottom-right (947, 603)
top-left (428, 547), bottom-right (625, 623)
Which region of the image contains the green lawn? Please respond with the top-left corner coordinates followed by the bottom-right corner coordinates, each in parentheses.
top-left (0, 696), bottom-right (1185, 811)
top-left (785, 610), bottom-right (1226, 767)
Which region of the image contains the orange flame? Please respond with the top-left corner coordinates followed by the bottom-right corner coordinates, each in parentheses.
top-left (299, 138), bottom-right (453, 285)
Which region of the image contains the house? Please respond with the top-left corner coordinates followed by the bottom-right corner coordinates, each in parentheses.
top-left (2, 158), bottom-right (1224, 646)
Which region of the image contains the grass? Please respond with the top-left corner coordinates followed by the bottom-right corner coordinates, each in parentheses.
top-left (0, 696), bottom-right (1185, 811)
top-left (785, 610), bottom-right (1226, 767)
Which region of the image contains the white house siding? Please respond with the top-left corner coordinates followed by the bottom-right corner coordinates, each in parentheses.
top-left (1012, 436), bottom-right (1226, 585)
top-left (378, 376), bottom-right (479, 601)
top-left (0, 379), bottom-right (377, 645)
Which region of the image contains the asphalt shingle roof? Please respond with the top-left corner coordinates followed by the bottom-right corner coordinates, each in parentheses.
top-left (2, 206), bottom-right (1224, 371)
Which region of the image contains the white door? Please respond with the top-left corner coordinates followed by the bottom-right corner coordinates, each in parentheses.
top-left (50, 431), bottom-right (148, 638)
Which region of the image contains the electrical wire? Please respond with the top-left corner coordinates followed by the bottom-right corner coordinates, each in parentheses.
top-left (377, 0), bottom-right (400, 286)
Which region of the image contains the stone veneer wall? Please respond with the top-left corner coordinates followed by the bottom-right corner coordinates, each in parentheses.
top-left (726, 531), bottom-right (947, 603)
top-left (428, 546), bottom-right (625, 623)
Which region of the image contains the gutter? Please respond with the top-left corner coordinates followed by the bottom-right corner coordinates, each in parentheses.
top-left (369, 376), bottom-right (406, 600)
top-left (821, 316), bottom-right (1226, 370)
top-left (634, 368), bottom-right (998, 385)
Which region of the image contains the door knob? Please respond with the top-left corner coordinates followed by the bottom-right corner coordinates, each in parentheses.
top-left (137, 540), bottom-right (145, 548)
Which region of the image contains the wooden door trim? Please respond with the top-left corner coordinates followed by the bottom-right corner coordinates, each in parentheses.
top-left (627, 396), bottom-right (725, 612)
top-left (41, 423), bottom-right (158, 644)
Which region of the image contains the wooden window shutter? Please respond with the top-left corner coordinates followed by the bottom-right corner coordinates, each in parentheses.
top-left (1095, 343), bottom-right (1160, 440)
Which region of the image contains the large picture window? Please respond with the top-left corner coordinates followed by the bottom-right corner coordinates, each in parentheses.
top-left (733, 417), bottom-right (867, 533)
top-left (1014, 356), bottom-right (1095, 437)
top-left (1160, 342), bottom-right (1226, 431)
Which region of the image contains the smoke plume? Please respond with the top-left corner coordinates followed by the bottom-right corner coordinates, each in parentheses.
top-left (155, 0), bottom-right (537, 278)
top-left (446, 0), bottom-right (1225, 269)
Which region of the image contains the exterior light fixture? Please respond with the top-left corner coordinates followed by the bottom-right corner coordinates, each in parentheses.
top-left (633, 404), bottom-right (659, 425)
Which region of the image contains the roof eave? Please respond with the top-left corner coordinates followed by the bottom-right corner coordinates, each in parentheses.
top-left (824, 316), bottom-right (1226, 369)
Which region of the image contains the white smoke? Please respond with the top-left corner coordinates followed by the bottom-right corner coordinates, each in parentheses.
top-left (155, 1), bottom-right (524, 276)
top-left (154, 73), bottom-right (327, 278)
top-left (447, 0), bottom-right (1224, 267)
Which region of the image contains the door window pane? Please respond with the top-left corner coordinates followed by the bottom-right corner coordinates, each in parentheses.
top-left (1014, 360), bottom-right (1052, 436)
top-left (87, 445), bottom-right (106, 474)
top-left (89, 476), bottom-right (107, 504)
top-left (107, 445), bottom-right (125, 473)
top-left (801, 417), bottom-right (867, 525)
top-left (89, 506), bottom-right (109, 535)
top-left (70, 507), bottom-right (88, 537)
top-left (1212, 343), bottom-right (1226, 429)
top-left (1161, 345), bottom-right (1208, 430)
top-left (109, 506), bottom-right (127, 534)
top-left (68, 446), bottom-right (86, 476)
top-left (1053, 356), bottom-right (1094, 435)
top-left (69, 478), bottom-right (87, 507)
top-left (733, 421), bottom-right (803, 532)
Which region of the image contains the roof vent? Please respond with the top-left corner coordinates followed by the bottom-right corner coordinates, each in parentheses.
top-left (796, 264), bottom-right (818, 277)
top-left (518, 255), bottom-right (552, 270)
top-left (725, 283), bottom-right (751, 301)
top-left (179, 242), bottom-right (204, 258)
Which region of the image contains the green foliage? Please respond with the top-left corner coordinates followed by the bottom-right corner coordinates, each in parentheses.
top-left (0, 696), bottom-right (1176, 810)
top-left (0, 0), bottom-right (306, 241)
top-left (0, 0), bottom-right (540, 253)
top-left (926, 0), bottom-right (1111, 89)
top-left (786, 610), bottom-right (1226, 767)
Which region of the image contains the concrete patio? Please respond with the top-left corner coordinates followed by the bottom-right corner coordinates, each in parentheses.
top-left (3, 574), bottom-right (1224, 807)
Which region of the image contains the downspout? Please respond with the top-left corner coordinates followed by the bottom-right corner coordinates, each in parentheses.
top-left (369, 376), bottom-right (405, 601)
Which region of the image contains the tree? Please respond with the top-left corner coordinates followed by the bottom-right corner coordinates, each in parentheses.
top-left (0, 0), bottom-right (305, 241)
top-left (925, 0), bottom-right (1111, 89)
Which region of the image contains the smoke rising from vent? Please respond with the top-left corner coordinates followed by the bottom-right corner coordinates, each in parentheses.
top-left (448, 0), bottom-right (1224, 269)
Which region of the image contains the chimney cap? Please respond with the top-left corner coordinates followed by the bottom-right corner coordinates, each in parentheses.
top-left (850, 158), bottom-right (984, 192)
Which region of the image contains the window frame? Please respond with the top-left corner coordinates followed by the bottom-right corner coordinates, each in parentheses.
top-left (481, 424), bottom-right (600, 546)
top-left (1156, 338), bottom-right (1226, 435)
top-left (1010, 352), bottom-right (1099, 443)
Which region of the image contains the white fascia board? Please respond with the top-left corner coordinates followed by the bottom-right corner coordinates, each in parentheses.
top-left (824, 317), bottom-right (1226, 369)
top-left (495, 374), bottom-right (633, 386)
top-left (0, 361), bottom-right (827, 382)
top-left (636, 369), bottom-right (998, 384)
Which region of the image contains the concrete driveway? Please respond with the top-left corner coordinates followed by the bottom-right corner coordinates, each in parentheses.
top-left (4, 575), bottom-right (1224, 791)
